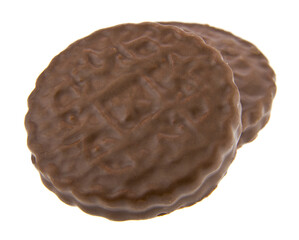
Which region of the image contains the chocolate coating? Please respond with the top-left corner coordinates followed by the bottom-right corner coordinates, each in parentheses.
top-left (161, 22), bottom-right (276, 147)
top-left (25, 22), bottom-right (241, 220)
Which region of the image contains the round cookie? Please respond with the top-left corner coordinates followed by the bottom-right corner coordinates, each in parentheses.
top-left (161, 22), bottom-right (276, 147)
top-left (25, 22), bottom-right (241, 221)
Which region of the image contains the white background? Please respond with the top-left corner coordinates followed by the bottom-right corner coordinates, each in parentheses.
top-left (1, 0), bottom-right (298, 239)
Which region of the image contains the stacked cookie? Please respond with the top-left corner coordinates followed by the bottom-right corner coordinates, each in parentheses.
top-left (25, 22), bottom-right (276, 221)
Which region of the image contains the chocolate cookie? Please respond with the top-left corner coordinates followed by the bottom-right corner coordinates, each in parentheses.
top-left (25, 22), bottom-right (241, 221)
top-left (161, 22), bottom-right (276, 147)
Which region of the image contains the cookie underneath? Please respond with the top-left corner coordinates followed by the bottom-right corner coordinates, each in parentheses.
top-left (161, 22), bottom-right (276, 147)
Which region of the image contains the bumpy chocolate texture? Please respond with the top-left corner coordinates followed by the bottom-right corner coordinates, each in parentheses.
top-left (161, 22), bottom-right (276, 147)
top-left (25, 22), bottom-right (241, 221)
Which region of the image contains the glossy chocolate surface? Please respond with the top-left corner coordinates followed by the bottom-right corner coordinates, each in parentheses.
top-left (25, 22), bottom-right (241, 220)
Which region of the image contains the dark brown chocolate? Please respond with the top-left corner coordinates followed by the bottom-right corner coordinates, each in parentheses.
top-left (25, 22), bottom-right (241, 221)
top-left (161, 22), bottom-right (276, 147)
